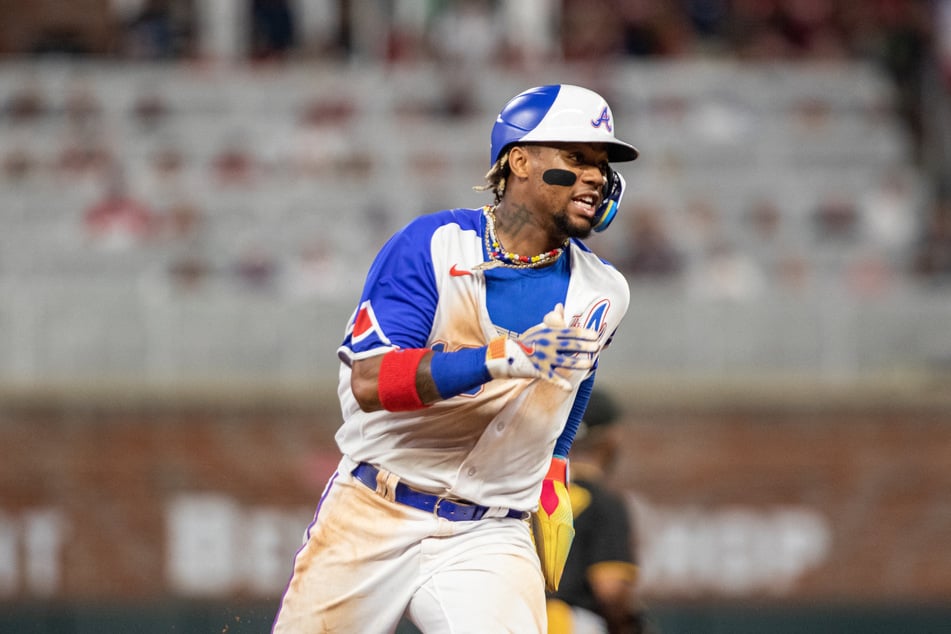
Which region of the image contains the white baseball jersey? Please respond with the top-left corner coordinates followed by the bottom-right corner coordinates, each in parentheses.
top-left (335, 206), bottom-right (629, 511)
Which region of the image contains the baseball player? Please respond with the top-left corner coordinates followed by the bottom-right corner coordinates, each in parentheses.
top-left (546, 388), bottom-right (645, 634)
top-left (272, 84), bottom-right (639, 634)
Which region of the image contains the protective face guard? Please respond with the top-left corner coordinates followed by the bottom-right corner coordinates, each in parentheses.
top-left (592, 167), bottom-right (625, 233)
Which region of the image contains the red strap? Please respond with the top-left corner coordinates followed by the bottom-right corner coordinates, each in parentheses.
top-left (378, 348), bottom-right (429, 411)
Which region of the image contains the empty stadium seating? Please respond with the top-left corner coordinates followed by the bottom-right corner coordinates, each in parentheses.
top-left (1, 60), bottom-right (948, 387)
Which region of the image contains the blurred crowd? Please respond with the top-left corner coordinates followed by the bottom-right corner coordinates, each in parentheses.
top-left (2, 0), bottom-right (951, 298)
top-left (12, 6), bottom-right (947, 79)
top-left (2, 1), bottom-right (947, 126)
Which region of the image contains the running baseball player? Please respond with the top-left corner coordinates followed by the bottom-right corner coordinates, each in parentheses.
top-left (272, 84), bottom-right (639, 633)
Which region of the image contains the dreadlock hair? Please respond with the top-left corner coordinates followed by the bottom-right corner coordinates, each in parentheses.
top-left (473, 152), bottom-right (510, 204)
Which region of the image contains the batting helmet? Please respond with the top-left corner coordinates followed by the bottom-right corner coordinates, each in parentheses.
top-left (489, 84), bottom-right (639, 167)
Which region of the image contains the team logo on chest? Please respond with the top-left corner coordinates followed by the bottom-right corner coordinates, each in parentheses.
top-left (570, 298), bottom-right (611, 338)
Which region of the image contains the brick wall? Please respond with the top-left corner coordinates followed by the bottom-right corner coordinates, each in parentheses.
top-left (613, 407), bottom-right (951, 602)
top-left (0, 391), bottom-right (949, 604)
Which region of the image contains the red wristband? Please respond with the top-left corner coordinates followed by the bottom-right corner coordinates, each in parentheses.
top-left (378, 348), bottom-right (429, 411)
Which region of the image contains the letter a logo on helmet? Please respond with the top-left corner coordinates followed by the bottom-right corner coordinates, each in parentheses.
top-left (591, 106), bottom-right (612, 132)
top-left (490, 84), bottom-right (638, 167)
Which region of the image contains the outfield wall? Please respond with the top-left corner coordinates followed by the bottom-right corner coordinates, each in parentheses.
top-left (1, 384), bottom-right (949, 632)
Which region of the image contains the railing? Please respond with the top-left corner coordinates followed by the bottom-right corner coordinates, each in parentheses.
top-left (2, 277), bottom-right (949, 389)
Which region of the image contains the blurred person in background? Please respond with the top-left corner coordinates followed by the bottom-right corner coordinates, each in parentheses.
top-left (116, 0), bottom-right (196, 59)
top-left (547, 388), bottom-right (647, 634)
top-left (251, 0), bottom-right (297, 60)
top-left (122, 0), bottom-right (177, 59)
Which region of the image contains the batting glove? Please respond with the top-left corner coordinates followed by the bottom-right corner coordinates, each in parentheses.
top-left (531, 456), bottom-right (575, 592)
top-left (485, 304), bottom-right (599, 390)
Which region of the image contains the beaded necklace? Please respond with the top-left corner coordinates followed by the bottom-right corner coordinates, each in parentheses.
top-left (475, 206), bottom-right (567, 270)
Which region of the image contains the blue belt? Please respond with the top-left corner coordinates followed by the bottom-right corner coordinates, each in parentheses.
top-left (351, 462), bottom-right (526, 522)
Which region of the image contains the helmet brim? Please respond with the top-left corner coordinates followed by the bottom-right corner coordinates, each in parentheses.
top-left (504, 139), bottom-right (640, 164)
top-left (606, 141), bottom-right (639, 163)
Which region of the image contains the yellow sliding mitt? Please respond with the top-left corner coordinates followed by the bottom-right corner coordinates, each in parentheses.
top-left (531, 456), bottom-right (575, 592)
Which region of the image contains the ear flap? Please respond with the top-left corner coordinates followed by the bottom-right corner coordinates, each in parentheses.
top-left (592, 168), bottom-right (625, 233)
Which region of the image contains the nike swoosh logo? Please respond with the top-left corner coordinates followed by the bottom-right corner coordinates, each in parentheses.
top-left (449, 264), bottom-right (472, 277)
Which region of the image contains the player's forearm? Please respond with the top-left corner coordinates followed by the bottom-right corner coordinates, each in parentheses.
top-left (351, 347), bottom-right (490, 413)
top-left (352, 308), bottom-right (598, 413)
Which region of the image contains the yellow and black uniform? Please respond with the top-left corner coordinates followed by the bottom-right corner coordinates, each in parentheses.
top-left (547, 469), bottom-right (639, 634)
top-left (546, 387), bottom-right (648, 634)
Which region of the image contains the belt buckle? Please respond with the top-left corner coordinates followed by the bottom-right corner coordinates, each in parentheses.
top-left (432, 496), bottom-right (446, 519)
top-left (434, 496), bottom-right (483, 521)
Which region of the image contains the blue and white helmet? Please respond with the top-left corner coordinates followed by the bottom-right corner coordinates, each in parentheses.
top-left (490, 85), bottom-right (638, 232)
top-left (490, 84), bottom-right (639, 167)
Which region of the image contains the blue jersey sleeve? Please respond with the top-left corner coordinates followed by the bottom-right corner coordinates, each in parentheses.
top-left (341, 218), bottom-right (441, 355)
top-left (553, 373), bottom-right (596, 458)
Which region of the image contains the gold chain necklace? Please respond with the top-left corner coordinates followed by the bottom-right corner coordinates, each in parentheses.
top-left (474, 206), bottom-right (567, 271)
